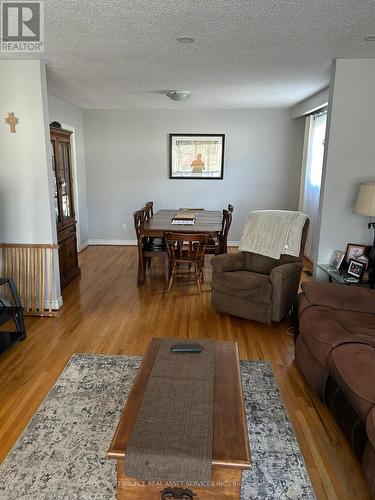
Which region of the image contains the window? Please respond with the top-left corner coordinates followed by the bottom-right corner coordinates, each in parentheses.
top-left (300, 110), bottom-right (327, 262)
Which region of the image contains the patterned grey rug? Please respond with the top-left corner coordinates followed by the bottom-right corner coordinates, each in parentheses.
top-left (0, 354), bottom-right (315, 499)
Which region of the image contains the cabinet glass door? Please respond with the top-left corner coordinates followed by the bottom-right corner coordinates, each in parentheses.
top-left (51, 140), bottom-right (61, 225)
top-left (60, 142), bottom-right (74, 222)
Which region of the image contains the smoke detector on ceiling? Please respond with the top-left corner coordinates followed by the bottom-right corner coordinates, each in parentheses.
top-left (167, 90), bottom-right (191, 101)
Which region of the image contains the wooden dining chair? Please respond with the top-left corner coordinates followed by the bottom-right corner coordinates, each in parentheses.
top-left (144, 202), bottom-right (164, 265)
top-left (133, 210), bottom-right (168, 286)
top-left (219, 208), bottom-right (233, 253)
top-left (205, 207), bottom-right (233, 255)
top-left (165, 232), bottom-right (210, 294)
top-left (145, 201), bottom-right (154, 217)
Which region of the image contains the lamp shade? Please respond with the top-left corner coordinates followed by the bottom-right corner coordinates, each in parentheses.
top-left (353, 182), bottom-right (375, 216)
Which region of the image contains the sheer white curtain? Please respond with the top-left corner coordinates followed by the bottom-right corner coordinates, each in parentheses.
top-left (300, 111), bottom-right (327, 262)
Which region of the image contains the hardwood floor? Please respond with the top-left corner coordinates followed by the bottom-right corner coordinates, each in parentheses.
top-left (0, 246), bottom-right (370, 499)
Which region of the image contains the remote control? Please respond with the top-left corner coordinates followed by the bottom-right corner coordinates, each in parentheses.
top-left (171, 343), bottom-right (203, 353)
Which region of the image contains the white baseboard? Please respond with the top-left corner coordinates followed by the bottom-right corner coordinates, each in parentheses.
top-left (87, 239), bottom-right (240, 247)
top-left (79, 240), bottom-right (89, 251)
top-left (24, 296), bottom-right (63, 311)
top-left (53, 296), bottom-right (64, 310)
top-left (87, 239), bottom-right (137, 246)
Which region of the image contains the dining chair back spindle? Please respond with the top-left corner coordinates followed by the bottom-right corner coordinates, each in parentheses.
top-left (165, 232), bottom-right (210, 294)
top-left (145, 201), bottom-right (154, 217)
top-left (205, 206), bottom-right (234, 255)
top-left (220, 208), bottom-right (233, 254)
top-left (143, 205), bottom-right (152, 221)
top-left (133, 209), bottom-right (145, 241)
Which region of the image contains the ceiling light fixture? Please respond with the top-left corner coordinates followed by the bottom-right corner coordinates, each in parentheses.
top-left (364, 34), bottom-right (375, 41)
top-left (177, 36), bottom-right (195, 44)
top-left (167, 90), bottom-right (191, 101)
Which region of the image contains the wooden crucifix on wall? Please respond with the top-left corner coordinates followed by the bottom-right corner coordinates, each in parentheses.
top-left (5, 112), bottom-right (19, 133)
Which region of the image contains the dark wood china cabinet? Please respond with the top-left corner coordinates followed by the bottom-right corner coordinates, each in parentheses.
top-left (50, 126), bottom-right (80, 288)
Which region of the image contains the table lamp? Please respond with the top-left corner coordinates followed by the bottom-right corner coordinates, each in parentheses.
top-left (353, 182), bottom-right (375, 283)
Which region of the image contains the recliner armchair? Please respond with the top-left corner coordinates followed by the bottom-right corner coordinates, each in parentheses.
top-left (211, 220), bottom-right (309, 324)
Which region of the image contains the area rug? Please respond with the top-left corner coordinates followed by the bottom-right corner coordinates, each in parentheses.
top-left (0, 354), bottom-right (315, 499)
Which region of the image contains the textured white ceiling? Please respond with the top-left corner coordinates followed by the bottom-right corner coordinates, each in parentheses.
top-left (3, 0), bottom-right (375, 108)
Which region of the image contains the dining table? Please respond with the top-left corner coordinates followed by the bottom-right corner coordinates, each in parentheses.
top-left (143, 209), bottom-right (223, 237)
top-left (138, 209), bottom-right (223, 287)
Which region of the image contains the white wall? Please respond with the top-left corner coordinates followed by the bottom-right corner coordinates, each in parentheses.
top-left (48, 95), bottom-right (89, 249)
top-left (0, 60), bottom-right (56, 244)
top-left (0, 60), bottom-right (61, 308)
top-left (83, 109), bottom-right (305, 243)
top-left (316, 59), bottom-right (375, 272)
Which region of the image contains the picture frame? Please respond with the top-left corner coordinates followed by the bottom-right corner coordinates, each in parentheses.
top-left (330, 250), bottom-right (345, 270)
top-left (344, 243), bottom-right (368, 264)
top-left (355, 254), bottom-right (369, 269)
top-left (347, 259), bottom-right (366, 280)
top-left (169, 134), bottom-right (225, 180)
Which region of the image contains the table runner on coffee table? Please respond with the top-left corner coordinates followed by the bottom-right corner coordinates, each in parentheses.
top-left (125, 338), bottom-right (214, 482)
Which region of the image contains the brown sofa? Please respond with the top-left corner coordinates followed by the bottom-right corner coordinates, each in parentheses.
top-left (210, 221), bottom-right (309, 324)
top-left (294, 281), bottom-right (375, 497)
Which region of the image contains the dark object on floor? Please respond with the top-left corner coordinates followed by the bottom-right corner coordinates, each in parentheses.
top-left (160, 486), bottom-right (196, 499)
top-left (293, 281), bottom-right (375, 498)
top-left (0, 277), bottom-right (26, 355)
top-left (211, 220), bottom-right (309, 324)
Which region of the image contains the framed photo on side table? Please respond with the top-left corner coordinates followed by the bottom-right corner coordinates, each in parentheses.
top-left (330, 250), bottom-right (345, 270)
top-left (344, 243), bottom-right (368, 264)
top-left (169, 134), bottom-right (225, 179)
top-left (347, 259), bottom-right (366, 280)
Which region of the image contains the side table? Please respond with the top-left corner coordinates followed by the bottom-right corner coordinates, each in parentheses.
top-left (317, 264), bottom-right (374, 289)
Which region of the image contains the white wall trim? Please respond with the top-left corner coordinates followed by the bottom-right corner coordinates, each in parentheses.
top-left (79, 240), bottom-right (89, 251)
top-left (87, 239), bottom-right (240, 247)
top-left (88, 239), bottom-right (137, 246)
top-left (52, 296), bottom-right (64, 310)
top-left (28, 296), bottom-right (63, 310)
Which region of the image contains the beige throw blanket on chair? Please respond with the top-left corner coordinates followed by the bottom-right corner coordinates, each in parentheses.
top-left (239, 210), bottom-right (309, 260)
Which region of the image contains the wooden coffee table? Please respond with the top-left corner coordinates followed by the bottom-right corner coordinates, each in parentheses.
top-left (108, 338), bottom-right (251, 499)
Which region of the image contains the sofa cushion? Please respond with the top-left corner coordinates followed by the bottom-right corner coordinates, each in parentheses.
top-left (301, 281), bottom-right (375, 315)
top-left (211, 271), bottom-right (272, 304)
top-left (299, 306), bottom-right (375, 367)
top-left (367, 407), bottom-right (375, 449)
top-left (328, 343), bottom-right (375, 420)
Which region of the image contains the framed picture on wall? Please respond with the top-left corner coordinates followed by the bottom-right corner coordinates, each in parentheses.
top-left (169, 134), bottom-right (225, 179)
